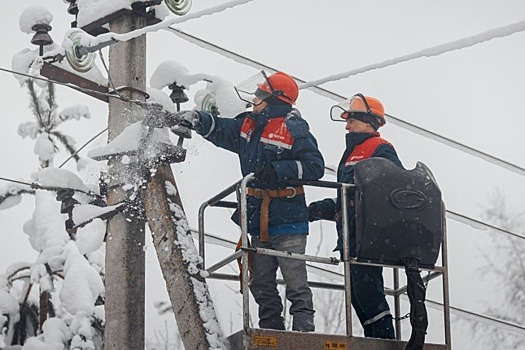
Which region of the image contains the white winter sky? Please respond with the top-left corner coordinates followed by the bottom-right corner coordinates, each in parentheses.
top-left (1, 0), bottom-right (525, 348)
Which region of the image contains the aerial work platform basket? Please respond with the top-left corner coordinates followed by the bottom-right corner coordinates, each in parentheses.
top-left (198, 159), bottom-right (451, 350)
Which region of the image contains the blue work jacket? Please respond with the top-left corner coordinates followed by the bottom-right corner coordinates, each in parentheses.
top-left (195, 104), bottom-right (324, 236)
top-left (312, 132), bottom-right (403, 252)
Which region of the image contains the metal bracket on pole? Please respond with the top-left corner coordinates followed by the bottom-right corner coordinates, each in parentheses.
top-left (40, 62), bottom-right (109, 102)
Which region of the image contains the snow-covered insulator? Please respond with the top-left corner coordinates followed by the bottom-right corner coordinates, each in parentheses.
top-left (200, 92), bottom-right (219, 117)
top-left (56, 188), bottom-right (79, 215)
top-left (65, 0), bottom-right (79, 16)
top-left (60, 197), bottom-right (80, 215)
top-left (31, 23), bottom-right (54, 56)
top-left (65, 29), bottom-right (96, 73)
top-left (165, 0), bottom-right (192, 15)
top-left (65, 218), bottom-right (76, 232)
top-left (168, 83), bottom-right (189, 107)
top-left (56, 188), bottom-right (75, 202)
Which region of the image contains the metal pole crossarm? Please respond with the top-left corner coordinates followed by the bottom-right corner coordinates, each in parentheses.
top-left (40, 62), bottom-right (109, 102)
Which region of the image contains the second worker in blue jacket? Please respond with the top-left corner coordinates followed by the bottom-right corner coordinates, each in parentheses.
top-left (308, 94), bottom-right (402, 339)
top-left (176, 71), bottom-right (324, 332)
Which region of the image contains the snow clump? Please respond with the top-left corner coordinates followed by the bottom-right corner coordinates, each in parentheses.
top-left (19, 6), bottom-right (53, 34)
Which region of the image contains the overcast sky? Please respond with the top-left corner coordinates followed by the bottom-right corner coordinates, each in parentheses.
top-left (1, 0), bottom-right (525, 348)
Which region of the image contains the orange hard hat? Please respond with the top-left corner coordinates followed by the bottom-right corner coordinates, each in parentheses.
top-left (257, 71), bottom-right (299, 105)
top-left (330, 94), bottom-right (386, 129)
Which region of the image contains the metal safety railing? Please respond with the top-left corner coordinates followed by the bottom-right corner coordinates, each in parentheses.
top-left (197, 174), bottom-right (451, 349)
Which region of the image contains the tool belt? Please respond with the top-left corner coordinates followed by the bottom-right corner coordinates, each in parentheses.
top-left (246, 186), bottom-right (305, 242)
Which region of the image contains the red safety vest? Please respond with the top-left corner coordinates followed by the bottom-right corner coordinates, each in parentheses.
top-left (345, 136), bottom-right (392, 167)
top-left (240, 117), bottom-right (294, 149)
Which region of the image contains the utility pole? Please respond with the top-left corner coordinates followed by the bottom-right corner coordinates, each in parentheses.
top-left (36, 3), bottom-right (227, 349)
top-left (104, 13), bottom-right (147, 350)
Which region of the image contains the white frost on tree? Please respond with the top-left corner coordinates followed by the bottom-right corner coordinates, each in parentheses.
top-left (1, 7), bottom-right (107, 343)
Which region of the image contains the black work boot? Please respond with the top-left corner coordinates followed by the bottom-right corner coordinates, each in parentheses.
top-left (259, 316), bottom-right (285, 330)
top-left (292, 313), bottom-right (315, 332)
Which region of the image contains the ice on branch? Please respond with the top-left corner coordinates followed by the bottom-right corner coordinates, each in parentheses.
top-left (57, 105), bottom-right (91, 125)
top-left (11, 49), bottom-right (39, 86)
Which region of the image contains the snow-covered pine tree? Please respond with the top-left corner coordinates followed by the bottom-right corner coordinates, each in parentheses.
top-left (0, 77), bottom-right (105, 350)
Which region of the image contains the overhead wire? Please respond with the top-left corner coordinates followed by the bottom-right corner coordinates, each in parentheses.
top-left (299, 19), bottom-right (525, 89)
top-left (163, 27), bottom-right (525, 177)
top-left (2, 41), bottom-right (523, 240)
top-left (190, 228), bottom-right (525, 335)
top-left (58, 127), bottom-right (108, 168)
top-left (163, 10), bottom-right (525, 335)
top-left (0, 176), bottom-right (102, 199)
top-left (447, 210), bottom-right (525, 241)
top-left (2, 3), bottom-right (523, 337)
top-left (92, 0), bottom-right (256, 45)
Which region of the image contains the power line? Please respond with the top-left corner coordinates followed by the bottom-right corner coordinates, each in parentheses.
top-left (386, 114), bottom-right (525, 177)
top-left (192, 228), bottom-right (525, 335)
top-left (299, 19), bottom-right (525, 89)
top-left (423, 298), bottom-right (525, 336)
top-left (58, 128), bottom-right (108, 168)
top-left (0, 176), bottom-right (101, 199)
top-left (447, 210), bottom-right (525, 241)
top-left (163, 27), bottom-right (525, 177)
top-left (92, 0), bottom-right (256, 46)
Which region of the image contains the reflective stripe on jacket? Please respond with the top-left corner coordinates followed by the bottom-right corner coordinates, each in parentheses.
top-left (195, 104), bottom-right (324, 235)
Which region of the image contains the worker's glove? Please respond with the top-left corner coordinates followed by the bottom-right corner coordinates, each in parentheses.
top-left (307, 201), bottom-right (323, 222)
top-left (308, 198), bottom-right (337, 222)
top-left (254, 165), bottom-right (277, 184)
top-left (174, 110), bottom-right (201, 129)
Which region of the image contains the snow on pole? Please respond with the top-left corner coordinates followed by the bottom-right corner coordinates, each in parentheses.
top-left (142, 166), bottom-right (230, 350)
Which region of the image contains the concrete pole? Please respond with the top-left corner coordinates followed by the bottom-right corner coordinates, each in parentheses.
top-left (104, 13), bottom-right (147, 350)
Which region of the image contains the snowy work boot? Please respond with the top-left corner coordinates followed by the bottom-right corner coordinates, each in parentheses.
top-left (292, 313), bottom-right (315, 332)
top-left (364, 315), bottom-right (395, 339)
top-left (259, 316), bottom-right (285, 330)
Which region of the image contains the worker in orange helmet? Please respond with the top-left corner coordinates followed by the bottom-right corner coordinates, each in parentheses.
top-left (308, 94), bottom-right (403, 339)
top-left (176, 70), bottom-right (324, 332)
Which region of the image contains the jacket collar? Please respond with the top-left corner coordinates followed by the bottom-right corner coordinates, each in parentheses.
top-left (345, 131), bottom-right (380, 149)
top-left (251, 104), bottom-right (293, 121)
